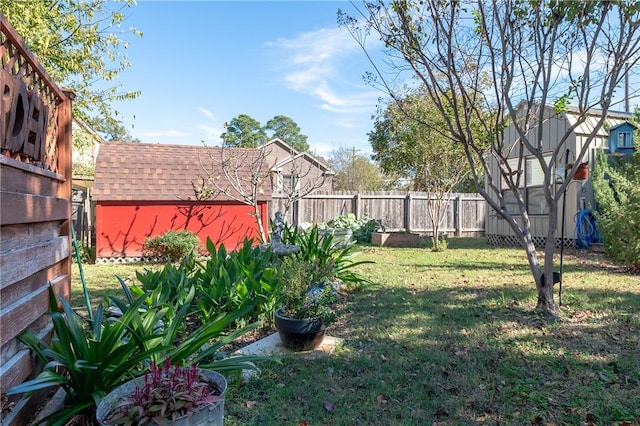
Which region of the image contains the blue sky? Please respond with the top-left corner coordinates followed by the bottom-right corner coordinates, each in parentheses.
top-left (111, 1), bottom-right (640, 157)
top-left (112, 1), bottom-right (385, 156)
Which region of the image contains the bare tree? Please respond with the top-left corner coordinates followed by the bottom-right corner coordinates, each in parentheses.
top-left (269, 145), bottom-right (331, 221)
top-left (340, 0), bottom-right (640, 316)
top-left (194, 142), bottom-right (331, 243)
top-left (195, 146), bottom-right (272, 243)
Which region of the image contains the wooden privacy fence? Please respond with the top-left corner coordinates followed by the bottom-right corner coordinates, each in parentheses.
top-left (1, 14), bottom-right (73, 425)
top-left (270, 191), bottom-right (486, 236)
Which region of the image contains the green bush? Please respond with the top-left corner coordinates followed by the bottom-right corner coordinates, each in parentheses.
top-left (72, 242), bottom-right (95, 264)
top-left (194, 238), bottom-right (279, 327)
top-left (324, 213), bottom-right (382, 243)
top-left (134, 238), bottom-right (280, 328)
top-left (593, 150), bottom-right (640, 270)
top-left (143, 229), bottom-right (200, 262)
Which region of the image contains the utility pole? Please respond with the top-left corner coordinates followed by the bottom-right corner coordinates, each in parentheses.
top-left (350, 147), bottom-right (360, 190)
top-left (625, 62), bottom-right (630, 113)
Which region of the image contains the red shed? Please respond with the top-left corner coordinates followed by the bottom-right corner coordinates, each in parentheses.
top-left (92, 142), bottom-right (271, 261)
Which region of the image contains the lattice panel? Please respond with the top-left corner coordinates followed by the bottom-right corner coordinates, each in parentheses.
top-left (487, 233), bottom-right (575, 249)
top-left (96, 256), bottom-right (164, 265)
top-left (1, 20), bottom-right (63, 173)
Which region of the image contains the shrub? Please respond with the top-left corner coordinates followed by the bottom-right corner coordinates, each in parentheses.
top-left (72, 242), bottom-right (95, 264)
top-left (593, 150), bottom-right (640, 270)
top-left (143, 229), bottom-right (200, 262)
top-left (275, 256), bottom-right (339, 324)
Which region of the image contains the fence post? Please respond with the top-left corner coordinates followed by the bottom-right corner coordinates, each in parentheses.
top-left (405, 192), bottom-right (412, 232)
top-left (295, 198), bottom-right (303, 227)
top-left (355, 192), bottom-right (361, 218)
top-left (455, 195), bottom-right (462, 236)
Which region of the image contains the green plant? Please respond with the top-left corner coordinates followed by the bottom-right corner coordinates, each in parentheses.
top-left (431, 236), bottom-right (448, 252)
top-left (283, 223), bottom-right (373, 289)
top-left (142, 229), bottom-right (200, 262)
top-left (593, 149), bottom-right (640, 270)
top-left (275, 255), bottom-right (339, 324)
top-left (111, 275), bottom-right (269, 375)
top-left (103, 359), bottom-right (223, 425)
top-left (72, 242), bottom-right (95, 263)
top-left (130, 256), bottom-right (198, 336)
top-left (6, 286), bottom-right (168, 424)
top-left (325, 214), bottom-right (382, 243)
top-left (194, 238), bottom-right (280, 327)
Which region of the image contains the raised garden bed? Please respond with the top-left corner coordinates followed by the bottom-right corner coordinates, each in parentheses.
top-left (371, 232), bottom-right (430, 248)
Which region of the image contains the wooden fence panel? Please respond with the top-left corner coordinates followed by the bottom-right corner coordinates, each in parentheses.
top-left (269, 192), bottom-right (485, 235)
top-left (1, 14), bottom-right (73, 425)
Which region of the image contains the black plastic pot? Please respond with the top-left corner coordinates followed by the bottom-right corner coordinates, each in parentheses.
top-left (275, 309), bottom-right (326, 351)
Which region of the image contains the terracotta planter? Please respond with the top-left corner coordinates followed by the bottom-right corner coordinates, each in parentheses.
top-left (95, 369), bottom-right (227, 426)
top-left (275, 309), bottom-right (326, 351)
top-left (573, 164), bottom-right (588, 180)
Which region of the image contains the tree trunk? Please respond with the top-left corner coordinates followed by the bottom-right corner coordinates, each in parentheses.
top-left (536, 284), bottom-right (558, 318)
top-left (522, 235), bottom-right (559, 318)
top-left (253, 204), bottom-right (267, 243)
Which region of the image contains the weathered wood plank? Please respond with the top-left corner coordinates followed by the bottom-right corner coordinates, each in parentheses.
top-left (0, 222), bottom-right (59, 253)
top-left (0, 191), bottom-right (69, 225)
top-left (0, 323), bottom-right (52, 392)
top-left (0, 159), bottom-right (61, 195)
top-left (0, 236), bottom-right (69, 290)
top-left (1, 263), bottom-right (63, 307)
top-left (0, 314), bottom-right (50, 367)
top-left (0, 274), bottom-right (67, 348)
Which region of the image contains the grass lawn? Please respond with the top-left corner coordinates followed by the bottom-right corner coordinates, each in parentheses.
top-left (71, 238), bottom-right (640, 425)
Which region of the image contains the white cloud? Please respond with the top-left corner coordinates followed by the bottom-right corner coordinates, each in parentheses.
top-left (197, 107), bottom-right (216, 121)
top-left (268, 27), bottom-right (380, 115)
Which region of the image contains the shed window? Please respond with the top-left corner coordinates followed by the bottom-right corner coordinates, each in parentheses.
top-left (501, 158), bottom-right (524, 189)
top-left (619, 132), bottom-right (633, 148)
top-left (526, 157), bottom-right (548, 186)
top-left (527, 187), bottom-right (548, 215)
top-left (501, 155), bottom-right (551, 215)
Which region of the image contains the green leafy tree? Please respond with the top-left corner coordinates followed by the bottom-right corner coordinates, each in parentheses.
top-left (369, 91), bottom-right (483, 250)
top-left (72, 120), bottom-right (102, 177)
top-left (90, 115), bottom-right (140, 142)
top-left (265, 115), bottom-right (310, 152)
top-left (593, 149), bottom-right (640, 270)
top-left (340, 0), bottom-right (640, 316)
top-left (220, 114), bottom-right (267, 148)
top-left (1, 0), bottom-right (142, 140)
top-left (329, 147), bottom-right (391, 191)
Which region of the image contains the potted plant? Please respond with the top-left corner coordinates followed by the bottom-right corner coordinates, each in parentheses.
top-left (274, 255), bottom-right (341, 351)
top-left (96, 359), bottom-right (226, 426)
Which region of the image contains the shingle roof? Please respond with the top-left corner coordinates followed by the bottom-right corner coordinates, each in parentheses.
top-left (93, 142), bottom-right (272, 202)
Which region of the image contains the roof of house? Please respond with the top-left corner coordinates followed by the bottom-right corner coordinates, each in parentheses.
top-left (263, 138), bottom-right (334, 174)
top-left (609, 121), bottom-right (639, 131)
top-left (563, 107), bottom-right (633, 137)
top-left (93, 142), bottom-right (272, 202)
